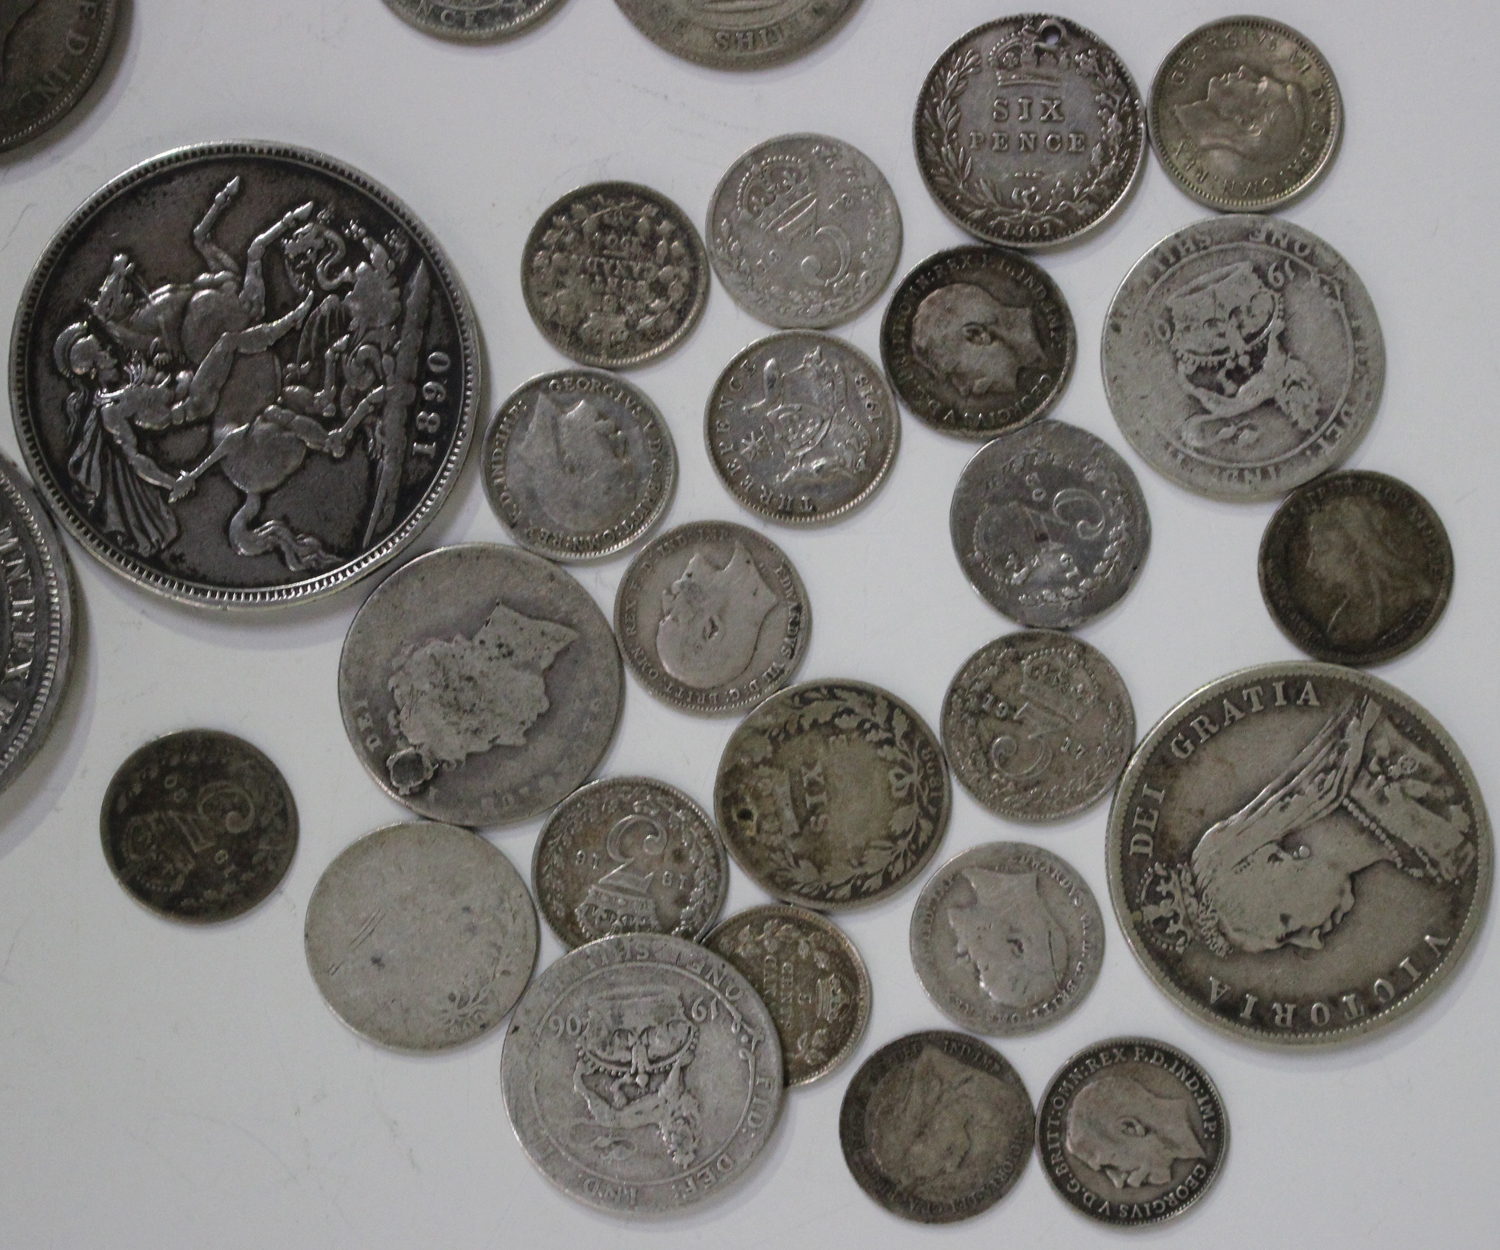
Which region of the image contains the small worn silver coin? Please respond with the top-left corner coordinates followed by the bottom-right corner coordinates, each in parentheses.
top-left (0, 0), bottom-right (116, 152)
top-left (381, 0), bottom-right (567, 41)
top-left (613, 0), bottom-right (861, 70)
top-left (305, 822), bottom-right (538, 1051)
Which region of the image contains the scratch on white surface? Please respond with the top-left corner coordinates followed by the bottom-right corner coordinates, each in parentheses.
top-left (365, 1075), bottom-right (422, 1174)
top-left (0, 203), bottom-right (34, 259)
top-left (0, 918), bottom-right (25, 983)
top-left (172, 1110), bottom-right (303, 1186)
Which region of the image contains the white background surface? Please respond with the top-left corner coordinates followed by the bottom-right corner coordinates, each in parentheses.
top-left (0, 1), bottom-right (1495, 1246)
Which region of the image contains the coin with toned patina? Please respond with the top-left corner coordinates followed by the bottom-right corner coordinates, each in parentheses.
top-left (915, 15), bottom-right (1145, 249)
top-left (1108, 662), bottom-right (1491, 1046)
top-left (1150, 17), bottom-right (1342, 212)
top-left (615, 520), bottom-right (810, 714)
top-left (716, 680), bottom-right (949, 911)
top-left (521, 182), bottom-right (709, 369)
top-left (881, 245), bottom-right (1074, 439)
top-left (0, 0), bottom-right (116, 152)
top-left (1104, 215), bottom-right (1384, 501)
top-left (338, 543), bottom-right (622, 828)
top-left (305, 822), bottom-right (538, 1051)
top-left (707, 331), bottom-right (899, 524)
top-left (101, 730), bottom-right (297, 923)
top-left (381, 0), bottom-right (567, 40)
top-left (501, 933), bottom-right (783, 1214)
top-left (483, 369), bottom-right (676, 562)
top-left (1259, 470), bottom-right (1452, 666)
top-left (614, 0), bottom-right (860, 70)
top-left (705, 904), bottom-right (870, 1085)
top-left (840, 1030), bottom-right (1032, 1223)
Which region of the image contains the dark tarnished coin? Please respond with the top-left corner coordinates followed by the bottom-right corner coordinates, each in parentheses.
top-left (101, 730), bottom-right (297, 923)
top-left (0, 0), bottom-right (116, 152)
top-left (706, 331), bottom-right (899, 524)
top-left (1150, 17), bottom-right (1342, 212)
top-left (950, 421), bottom-right (1149, 628)
top-left (1038, 1037), bottom-right (1228, 1225)
top-left (11, 142), bottom-right (478, 607)
top-left (915, 15), bottom-right (1146, 249)
top-left (613, 0), bottom-right (860, 70)
top-left (483, 369), bottom-right (676, 562)
top-left (381, 0), bottom-right (567, 41)
top-left (715, 679), bottom-right (950, 911)
top-left (1259, 470), bottom-right (1452, 666)
top-left (615, 520), bottom-right (810, 714)
top-left (942, 630), bottom-right (1133, 821)
top-left (305, 822), bottom-right (538, 1051)
top-left (1108, 662), bottom-right (1492, 1046)
top-left (705, 904), bottom-right (870, 1086)
top-left (338, 543), bottom-right (622, 828)
top-left (839, 1030), bottom-right (1033, 1223)
top-left (521, 181), bottom-right (709, 369)
top-left (881, 245), bottom-right (1075, 440)
top-left (532, 776), bottom-right (728, 949)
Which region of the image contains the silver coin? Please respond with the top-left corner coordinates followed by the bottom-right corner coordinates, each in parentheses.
top-left (707, 133), bottom-right (901, 330)
top-left (305, 821), bottom-right (538, 1051)
top-left (950, 421), bottom-right (1149, 628)
top-left (614, 519), bottom-right (810, 714)
top-left (532, 776), bottom-right (728, 949)
top-left (1103, 215), bottom-right (1384, 501)
top-left (338, 543), bottom-right (623, 828)
top-left (381, 0), bottom-right (567, 41)
top-left (11, 142), bottom-right (479, 607)
top-left (915, 15), bottom-right (1146, 249)
top-left (483, 369), bottom-right (676, 562)
top-left (1107, 662), bottom-right (1492, 1046)
top-left (910, 842), bottom-right (1104, 1037)
top-left (501, 932), bottom-right (784, 1214)
top-left (613, 0), bottom-right (861, 71)
top-left (706, 331), bottom-right (899, 524)
top-left (0, 0), bottom-right (116, 152)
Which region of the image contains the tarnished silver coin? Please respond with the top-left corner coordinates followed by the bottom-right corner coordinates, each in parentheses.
top-left (1108, 662), bottom-right (1491, 1046)
top-left (1104, 215), bottom-right (1384, 501)
top-left (0, 0), bottom-right (116, 152)
top-left (950, 421), bottom-right (1149, 628)
top-left (101, 730), bottom-right (297, 923)
top-left (1259, 470), bottom-right (1452, 667)
top-left (881, 245), bottom-right (1075, 440)
top-left (305, 822), bottom-right (538, 1051)
top-left (483, 369), bottom-right (676, 562)
top-left (910, 842), bottom-right (1104, 1037)
top-left (338, 543), bottom-right (622, 828)
top-left (942, 630), bottom-right (1133, 821)
top-left (501, 933), bottom-right (783, 1214)
top-left (1038, 1037), bottom-right (1228, 1225)
top-left (915, 15), bottom-right (1146, 249)
top-left (532, 776), bottom-right (728, 949)
top-left (521, 182), bottom-right (709, 370)
top-left (1150, 17), bottom-right (1342, 212)
top-left (706, 331), bottom-right (899, 524)
top-left (381, 0), bottom-right (567, 41)
top-left (705, 904), bottom-right (870, 1086)
top-left (839, 1030), bottom-right (1032, 1223)
top-left (615, 520), bottom-right (810, 714)
top-left (613, 0), bottom-right (860, 70)
top-left (11, 142), bottom-right (478, 607)
top-left (715, 679), bottom-right (950, 911)
top-left (707, 133), bottom-right (901, 330)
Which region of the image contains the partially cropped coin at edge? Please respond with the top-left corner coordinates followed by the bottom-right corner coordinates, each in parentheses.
top-left (614, 0), bottom-right (862, 70)
top-left (381, 0), bottom-right (568, 41)
top-left (0, 0), bottom-right (117, 152)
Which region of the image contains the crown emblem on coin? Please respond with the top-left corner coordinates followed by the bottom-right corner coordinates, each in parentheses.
top-left (735, 154), bottom-right (816, 229)
top-left (989, 20), bottom-right (1068, 88)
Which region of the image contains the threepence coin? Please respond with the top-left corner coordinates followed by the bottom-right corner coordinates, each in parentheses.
top-left (338, 544), bottom-right (622, 828)
top-left (501, 933), bottom-right (784, 1215)
top-left (839, 1030), bottom-right (1033, 1223)
top-left (381, 0), bottom-right (567, 41)
top-left (950, 421), bottom-right (1149, 629)
top-left (11, 142), bottom-right (478, 607)
top-left (522, 181), bottom-right (709, 369)
top-left (707, 133), bottom-right (901, 329)
top-left (1103, 215), bottom-right (1384, 502)
top-left (706, 331), bottom-right (898, 524)
top-left (0, 0), bottom-right (116, 152)
top-left (1107, 662), bottom-right (1492, 1046)
top-left (1038, 1037), bottom-right (1227, 1226)
top-left (532, 776), bottom-right (728, 949)
top-left (483, 369), bottom-right (676, 561)
top-left (915, 15), bottom-right (1146, 249)
top-left (910, 843), bottom-right (1104, 1037)
top-left (1150, 17), bottom-right (1342, 212)
top-left (1259, 470), bottom-right (1453, 666)
top-left (101, 730), bottom-right (297, 923)
top-left (716, 679), bottom-right (950, 911)
top-left (615, 520), bottom-right (810, 714)
top-left (705, 904), bottom-right (871, 1086)
top-left (613, 0), bottom-right (860, 70)
top-left (305, 822), bottom-right (538, 1051)
top-left (881, 245), bottom-right (1075, 440)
